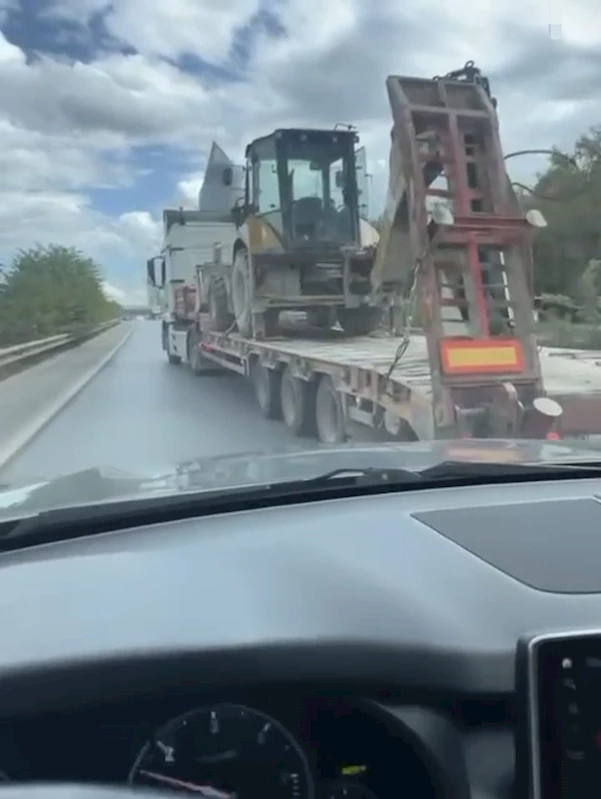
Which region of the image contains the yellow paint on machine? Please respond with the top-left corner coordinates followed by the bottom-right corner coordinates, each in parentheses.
top-left (244, 217), bottom-right (283, 255)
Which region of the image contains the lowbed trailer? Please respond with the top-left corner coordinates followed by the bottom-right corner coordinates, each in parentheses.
top-left (169, 319), bottom-right (601, 443)
top-left (158, 61), bottom-right (601, 441)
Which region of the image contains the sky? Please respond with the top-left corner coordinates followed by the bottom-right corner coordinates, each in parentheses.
top-left (0, 0), bottom-right (598, 306)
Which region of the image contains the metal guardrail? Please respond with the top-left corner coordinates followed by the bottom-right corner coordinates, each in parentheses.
top-left (0, 321), bottom-right (120, 374)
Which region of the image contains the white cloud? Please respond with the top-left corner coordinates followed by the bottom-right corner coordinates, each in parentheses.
top-left (175, 170), bottom-right (205, 206)
top-left (49, 0), bottom-right (262, 63)
top-left (0, 0), bottom-right (600, 301)
top-left (103, 279), bottom-right (147, 306)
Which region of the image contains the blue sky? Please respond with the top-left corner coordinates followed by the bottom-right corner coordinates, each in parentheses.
top-left (0, 0), bottom-right (292, 303)
top-left (0, 0), bottom-right (595, 304)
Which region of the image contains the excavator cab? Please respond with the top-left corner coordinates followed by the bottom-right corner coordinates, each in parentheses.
top-left (219, 127), bottom-right (380, 339)
top-left (243, 128), bottom-right (362, 249)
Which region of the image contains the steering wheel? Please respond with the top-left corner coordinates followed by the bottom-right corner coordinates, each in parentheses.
top-left (0, 786), bottom-right (180, 799)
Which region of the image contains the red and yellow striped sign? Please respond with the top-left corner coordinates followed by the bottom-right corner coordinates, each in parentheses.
top-left (440, 337), bottom-right (524, 375)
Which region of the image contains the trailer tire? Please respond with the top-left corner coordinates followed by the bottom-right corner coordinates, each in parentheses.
top-left (232, 247), bottom-right (252, 337)
top-left (251, 360), bottom-right (281, 419)
top-left (208, 276), bottom-right (231, 332)
top-left (315, 375), bottom-right (346, 444)
top-left (280, 366), bottom-right (317, 437)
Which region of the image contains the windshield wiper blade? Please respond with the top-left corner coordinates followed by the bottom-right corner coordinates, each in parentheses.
top-left (290, 460), bottom-right (601, 489)
top-left (3, 459), bottom-right (601, 554)
top-left (0, 466), bottom-right (424, 551)
top-left (295, 466), bottom-right (423, 486)
top-left (416, 459), bottom-right (601, 479)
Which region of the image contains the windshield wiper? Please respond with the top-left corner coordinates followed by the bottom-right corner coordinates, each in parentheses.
top-left (2, 459), bottom-right (601, 554)
top-left (295, 459), bottom-right (601, 487)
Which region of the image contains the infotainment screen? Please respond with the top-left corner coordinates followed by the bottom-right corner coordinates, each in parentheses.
top-left (522, 631), bottom-right (601, 799)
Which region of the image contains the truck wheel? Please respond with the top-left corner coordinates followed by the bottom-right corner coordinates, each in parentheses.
top-left (337, 307), bottom-right (381, 335)
top-left (208, 276), bottom-right (232, 332)
top-left (232, 247), bottom-right (253, 337)
top-left (280, 366), bottom-right (317, 437)
top-left (251, 360), bottom-right (281, 419)
top-left (315, 375), bottom-right (346, 443)
top-left (163, 324), bottom-right (181, 365)
top-left (187, 330), bottom-right (209, 375)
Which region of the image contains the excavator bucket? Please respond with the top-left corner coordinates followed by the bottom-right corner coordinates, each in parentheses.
top-left (373, 63), bottom-right (560, 438)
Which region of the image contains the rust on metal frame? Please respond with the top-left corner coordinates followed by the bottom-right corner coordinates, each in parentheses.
top-left (382, 69), bottom-right (544, 435)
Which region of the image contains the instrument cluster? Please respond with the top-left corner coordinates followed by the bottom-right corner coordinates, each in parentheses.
top-left (0, 697), bottom-right (435, 799)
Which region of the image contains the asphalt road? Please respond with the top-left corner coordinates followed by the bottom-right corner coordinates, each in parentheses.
top-left (0, 320), bottom-right (305, 487)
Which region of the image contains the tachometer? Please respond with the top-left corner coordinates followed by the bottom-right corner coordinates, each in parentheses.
top-left (128, 704), bottom-right (313, 799)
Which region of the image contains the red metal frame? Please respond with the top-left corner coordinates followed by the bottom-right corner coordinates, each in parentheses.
top-left (384, 71), bottom-right (547, 436)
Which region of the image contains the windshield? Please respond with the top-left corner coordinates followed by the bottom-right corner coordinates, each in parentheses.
top-left (248, 131), bottom-right (359, 244)
top-left (281, 133), bottom-right (358, 243)
top-left (2, 3), bottom-right (601, 523)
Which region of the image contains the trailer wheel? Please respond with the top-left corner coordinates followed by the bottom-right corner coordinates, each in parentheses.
top-left (208, 276), bottom-right (232, 332)
top-left (280, 366), bottom-right (317, 437)
top-left (251, 360), bottom-right (281, 419)
top-left (232, 247), bottom-right (253, 337)
top-left (315, 375), bottom-right (346, 444)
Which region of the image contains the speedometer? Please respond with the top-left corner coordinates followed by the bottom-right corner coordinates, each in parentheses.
top-left (128, 704), bottom-right (313, 799)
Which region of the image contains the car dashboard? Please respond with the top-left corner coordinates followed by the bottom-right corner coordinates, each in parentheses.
top-left (0, 692), bottom-right (450, 797)
top-left (0, 474), bottom-right (601, 799)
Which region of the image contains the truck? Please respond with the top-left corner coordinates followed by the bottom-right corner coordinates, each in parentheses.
top-left (147, 62), bottom-right (601, 443)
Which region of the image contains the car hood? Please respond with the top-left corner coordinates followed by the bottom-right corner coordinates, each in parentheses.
top-left (0, 437), bottom-right (600, 517)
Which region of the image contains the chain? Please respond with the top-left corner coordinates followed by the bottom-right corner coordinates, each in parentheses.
top-left (384, 254), bottom-right (424, 381)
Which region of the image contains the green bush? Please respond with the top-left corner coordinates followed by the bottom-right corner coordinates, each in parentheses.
top-left (0, 244), bottom-right (121, 347)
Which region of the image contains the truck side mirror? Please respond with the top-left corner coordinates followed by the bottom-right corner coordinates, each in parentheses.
top-left (146, 258), bottom-right (156, 286)
top-left (231, 197), bottom-right (248, 227)
top-left (222, 167), bottom-right (233, 187)
top-left (160, 258), bottom-right (166, 288)
top-left (335, 170), bottom-right (344, 189)
top-left (231, 205), bottom-right (242, 227)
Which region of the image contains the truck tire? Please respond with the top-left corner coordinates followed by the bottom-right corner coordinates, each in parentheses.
top-left (337, 307), bottom-right (381, 335)
top-left (163, 324), bottom-right (181, 365)
top-left (280, 366), bottom-right (317, 437)
top-left (187, 329), bottom-right (211, 375)
top-left (208, 276), bottom-right (232, 332)
top-left (315, 375), bottom-right (347, 444)
top-left (251, 360), bottom-right (281, 419)
top-left (232, 247), bottom-right (253, 337)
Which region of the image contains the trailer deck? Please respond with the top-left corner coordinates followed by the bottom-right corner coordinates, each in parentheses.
top-left (199, 323), bottom-right (601, 438)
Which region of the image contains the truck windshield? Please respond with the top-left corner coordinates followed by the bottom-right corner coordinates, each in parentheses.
top-left (279, 133), bottom-right (358, 244)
